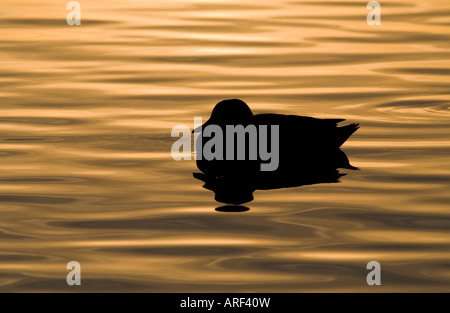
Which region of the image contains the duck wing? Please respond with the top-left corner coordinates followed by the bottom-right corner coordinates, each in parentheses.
top-left (253, 114), bottom-right (358, 148)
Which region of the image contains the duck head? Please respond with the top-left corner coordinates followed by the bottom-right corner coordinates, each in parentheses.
top-left (193, 99), bottom-right (253, 133)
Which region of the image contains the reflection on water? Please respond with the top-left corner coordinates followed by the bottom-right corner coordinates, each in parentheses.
top-left (0, 0), bottom-right (449, 292)
top-left (215, 205), bottom-right (250, 213)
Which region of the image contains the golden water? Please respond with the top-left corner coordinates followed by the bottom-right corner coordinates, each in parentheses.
top-left (0, 0), bottom-right (449, 291)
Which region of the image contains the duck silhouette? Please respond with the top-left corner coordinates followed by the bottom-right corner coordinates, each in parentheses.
top-left (193, 99), bottom-right (359, 205)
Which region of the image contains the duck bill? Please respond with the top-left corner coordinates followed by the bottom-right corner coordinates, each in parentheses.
top-left (192, 118), bottom-right (212, 134)
top-left (192, 125), bottom-right (203, 134)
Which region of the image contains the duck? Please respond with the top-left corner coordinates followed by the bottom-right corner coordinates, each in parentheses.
top-left (193, 99), bottom-right (359, 178)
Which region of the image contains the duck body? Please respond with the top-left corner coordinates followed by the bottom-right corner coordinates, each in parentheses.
top-left (195, 99), bottom-right (359, 177)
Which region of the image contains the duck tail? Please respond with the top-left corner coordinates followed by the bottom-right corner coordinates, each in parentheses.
top-left (336, 123), bottom-right (359, 147)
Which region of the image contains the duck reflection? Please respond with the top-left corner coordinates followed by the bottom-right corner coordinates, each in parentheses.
top-left (215, 205), bottom-right (250, 213)
top-left (193, 99), bottom-right (359, 205)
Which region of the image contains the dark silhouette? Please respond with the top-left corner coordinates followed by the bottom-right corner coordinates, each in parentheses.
top-left (215, 205), bottom-right (250, 213)
top-left (193, 99), bottom-right (359, 205)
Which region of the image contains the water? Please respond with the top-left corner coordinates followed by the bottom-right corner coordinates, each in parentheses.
top-left (0, 0), bottom-right (449, 292)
